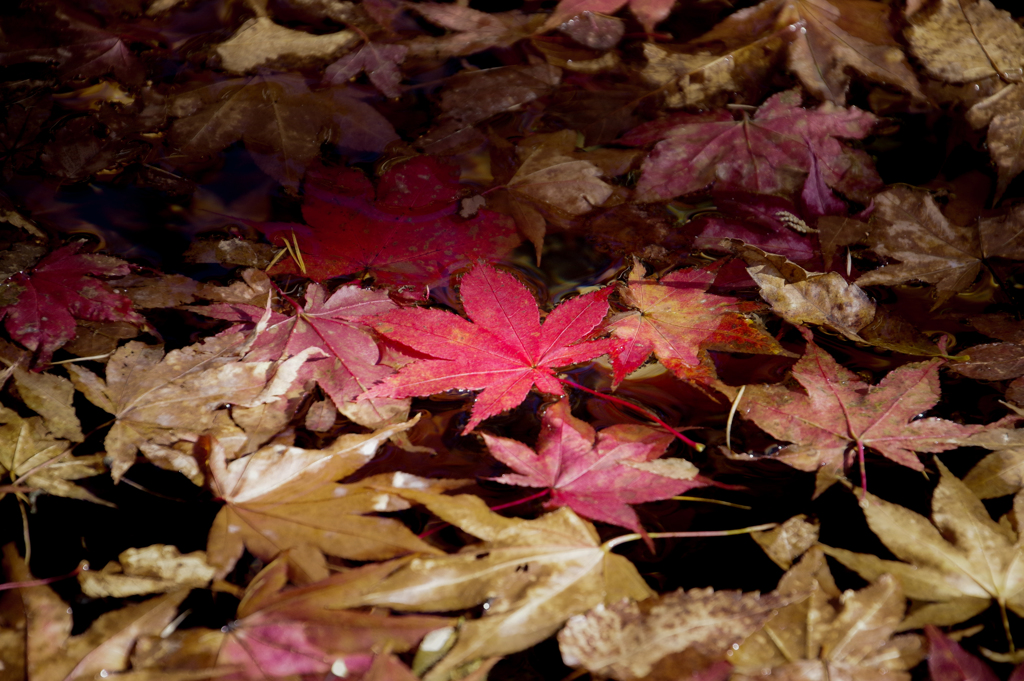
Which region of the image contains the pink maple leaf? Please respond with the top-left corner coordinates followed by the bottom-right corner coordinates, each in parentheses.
top-left (1, 242), bottom-right (145, 366)
top-left (194, 283), bottom-right (401, 421)
top-left (483, 399), bottom-right (707, 537)
top-left (627, 90), bottom-right (881, 203)
top-left (363, 263), bottom-right (619, 433)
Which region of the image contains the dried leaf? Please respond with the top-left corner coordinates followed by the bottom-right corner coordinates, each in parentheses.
top-left (79, 545), bottom-right (216, 598)
top-left (822, 460), bottom-right (1024, 631)
top-left (214, 17), bottom-right (357, 73)
top-left (752, 514), bottom-right (820, 569)
top-left (558, 587), bottom-right (788, 680)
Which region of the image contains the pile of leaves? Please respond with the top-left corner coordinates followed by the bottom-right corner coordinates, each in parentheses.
top-left (4, 0), bottom-right (1024, 679)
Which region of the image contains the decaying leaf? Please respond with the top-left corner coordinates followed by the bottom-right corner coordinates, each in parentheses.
top-left (822, 461), bottom-right (1024, 632)
top-left (628, 90), bottom-right (881, 203)
top-left (67, 334), bottom-right (287, 482)
top-left (543, 0), bottom-right (677, 35)
top-left (557, 587), bottom-right (788, 680)
top-left (857, 186), bottom-right (983, 308)
top-left (3, 543), bottom-right (190, 681)
top-left (751, 514), bottom-right (820, 569)
top-left (350, 490), bottom-right (656, 681)
top-left (214, 17), bottom-right (357, 74)
top-left (0, 406), bottom-right (104, 504)
top-left (78, 544), bottom-right (216, 598)
top-left (729, 546), bottom-right (926, 680)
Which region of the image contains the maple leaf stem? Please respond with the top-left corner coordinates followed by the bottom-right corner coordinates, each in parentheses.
top-left (856, 440), bottom-right (867, 495)
top-left (671, 495), bottom-right (751, 510)
top-left (602, 523), bottom-right (779, 552)
top-left (558, 376), bottom-right (703, 451)
top-left (1000, 599), bottom-right (1016, 653)
top-left (0, 561), bottom-right (85, 592)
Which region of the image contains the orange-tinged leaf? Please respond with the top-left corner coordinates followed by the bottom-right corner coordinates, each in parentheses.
top-left (606, 258), bottom-right (790, 387)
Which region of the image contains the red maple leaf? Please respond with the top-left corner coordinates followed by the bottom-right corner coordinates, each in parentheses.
top-left (483, 399), bottom-right (706, 536)
top-left (0, 242), bottom-right (145, 366)
top-left (741, 328), bottom-right (998, 479)
top-left (256, 157), bottom-right (520, 287)
top-left (193, 283), bottom-right (401, 421)
top-left (605, 259), bottom-right (791, 386)
top-left (625, 90), bottom-right (881, 203)
top-left (363, 263), bottom-right (619, 433)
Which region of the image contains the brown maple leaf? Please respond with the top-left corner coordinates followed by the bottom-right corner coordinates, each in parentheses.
top-left (730, 546), bottom-right (925, 680)
top-left (2, 543), bottom-right (190, 681)
top-left (739, 329), bottom-right (998, 493)
top-left (347, 489), bottom-right (656, 681)
top-left (77, 544), bottom-right (215, 599)
top-left (684, 0), bottom-right (925, 106)
top-left (557, 587), bottom-right (789, 680)
top-left (67, 334), bottom-right (299, 482)
top-left (200, 419), bottom-right (467, 580)
top-left (213, 16), bottom-right (357, 73)
top-left (822, 461), bottom-right (1024, 634)
top-left (906, 0), bottom-right (1024, 201)
top-left (168, 74), bottom-right (397, 190)
top-left (0, 406), bottom-right (104, 505)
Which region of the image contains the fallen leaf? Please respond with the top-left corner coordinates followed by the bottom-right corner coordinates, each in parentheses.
top-left (740, 329), bottom-right (996, 491)
top-left (484, 398), bottom-right (704, 538)
top-left (417, 64), bottom-right (561, 153)
top-left (214, 17), bottom-right (357, 73)
top-left (558, 587), bottom-right (788, 680)
top-left (925, 625), bottom-right (1001, 681)
top-left (605, 258), bottom-right (791, 387)
top-left (192, 283), bottom-right (406, 429)
top-left (906, 0), bottom-right (1024, 201)
top-left (257, 157), bottom-right (520, 286)
top-left (857, 186), bottom-right (983, 308)
top-left (822, 460), bottom-right (1024, 631)
top-left (66, 334), bottom-right (285, 482)
top-left (3, 543), bottom-right (190, 681)
top-left (404, 4), bottom-right (541, 60)
top-left (215, 555), bottom-right (453, 681)
top-left (201, 418), bottom-right (466, 578)
top-left (0, 406), bottom-right (105, 504)
top-left (78, 545), bottom-right (216, 599)
top-left (351, 489), bottom-right (656, 681)
top-left (168, 74), bottom-right (397, 191)
top-left (363, 263), bottom-right (619, 433)
top-left (730, 546), bottom-right (925, 680)
top-left (951, 342), bottom-right (1024, 380)
top-left (684, 0), bottom-right (924, 106)
top-left (12, 367), bottom-right (83, 442)
top-left (751, 514), bottom-right (819, 569)
top-left (323, 42), bottom-right (408, 98)
top-left (629, 90), bottom-right (881, 203)
top-left (542, 0), bottom-right (676, 35)
top-left (0, 242), bottom-right (145, 367)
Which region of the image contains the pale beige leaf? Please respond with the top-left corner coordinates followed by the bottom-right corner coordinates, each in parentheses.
top-left (753, 514), bottom-right (820, 569)
top-left (557, 587), bottom-right (787, 680)
top-left (12, 368), bottom-right (82, 442)
top-left (352, 491), bottom-right (655, 681)
top-left (79, 545), bottom-right (215, 598)
top-left (964, 449), bottom-right (1024, 498)
top-left (215, 17), bottom-right (357, 73)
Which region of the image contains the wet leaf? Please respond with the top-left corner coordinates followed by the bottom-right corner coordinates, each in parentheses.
top-left (730, 546), bottom-right (925, 680)
top-left (543, 0), bottom-right (677, 35)
top-left (740, 329), bottom-right (995, 487)
top-left (78, 545), bottom-right (216, 598)
top-left (0, 242), bottom-right (144, 367)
